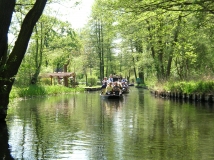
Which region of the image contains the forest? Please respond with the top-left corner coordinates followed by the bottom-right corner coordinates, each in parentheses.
top-left (0, 0), bottom-right (214, 121)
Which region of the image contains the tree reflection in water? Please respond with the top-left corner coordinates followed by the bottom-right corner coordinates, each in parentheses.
top-left (102, 99), bottom-right (123, 116)
top-left (5, 89), bottom-right (214, 160)
top-left (0, 121), bottom-right (14, 160)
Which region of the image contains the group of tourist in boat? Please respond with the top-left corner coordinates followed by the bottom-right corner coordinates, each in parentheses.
top-left (101, 74), bottom-right (129, 95)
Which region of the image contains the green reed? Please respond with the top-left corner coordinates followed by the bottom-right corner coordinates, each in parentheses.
top-left (164, 81), bottom-right (214, 94)
top-left (10, 85), bottom-right (85, 99)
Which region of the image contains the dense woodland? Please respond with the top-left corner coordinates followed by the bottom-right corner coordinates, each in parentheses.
top-left (11, 0), bottom-right (214, 87)
top-left (0, 0), bottom-right (214, 121)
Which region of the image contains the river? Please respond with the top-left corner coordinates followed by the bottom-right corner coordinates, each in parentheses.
top-left (4, 88), bottom-right (214, 159)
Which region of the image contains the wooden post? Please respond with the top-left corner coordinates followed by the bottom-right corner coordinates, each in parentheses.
top-left (57, 76), bottom-right (60, 84)
top-left (50, 76), bottom-right (53, 85)
top-left (64, 76), bottom-right (68, 87)
top-left (72, 73), bottom-right (76, 87)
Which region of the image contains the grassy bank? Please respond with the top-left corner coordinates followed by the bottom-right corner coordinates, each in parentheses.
top-left (151, 80), bottom-right (214, 94)
top-left (10, 85), bottom-right (85, 99)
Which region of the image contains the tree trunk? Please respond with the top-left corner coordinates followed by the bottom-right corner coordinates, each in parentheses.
top-left (100, 20), bottom-right (105, 78)
top-left (85, 73), bottom-right (88, 86)
top-left (0, 0), bottom-right (15, 63)
top-left (0, 122), bottom-right (13, 159)
top-left (63, 64), bottom-right (68, 87)
top-left (130, 40), bottom-right (137, 80)
top-left (30, 24), bottom-right (43, 85)
top-left (138, 71), bottom-right (145, 84)
top-left (95, 20), bottom-right (103, 82)
top-left (166, 14), bottom-right (182, 79)
top-left (0, 0), bottom-right (48, 122)
top-left (0, 0), bottom-right (15, 121)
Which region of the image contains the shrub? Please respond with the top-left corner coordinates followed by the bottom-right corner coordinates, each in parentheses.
top-left (182, 82), bottom-right (196, 94)
top-left (39, 78), bottom-right (51, 85)
top-left (87, 76), bottom-right (97, 86)
top-left (10, 85), bottom-right (85, 99)
top-left (164, 81), bottom-right (214, 94)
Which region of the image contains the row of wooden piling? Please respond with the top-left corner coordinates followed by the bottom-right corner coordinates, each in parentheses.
top-left (150, 90), bottom-right (214, 103)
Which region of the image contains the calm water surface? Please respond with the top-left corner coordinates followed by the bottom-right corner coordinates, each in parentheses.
top-left (6, 88), bottom-right (214, 160)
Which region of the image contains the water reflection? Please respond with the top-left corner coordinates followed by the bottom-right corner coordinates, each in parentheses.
top-left (0, 122), bottom-right (13, 160)
top-left (5, 89), bottom-right (214, 159)
top-left (102, 99), bottom-right (123, 114)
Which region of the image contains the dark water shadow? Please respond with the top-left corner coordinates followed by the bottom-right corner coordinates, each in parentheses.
top-left (0, 121), bottom-right (14, 159)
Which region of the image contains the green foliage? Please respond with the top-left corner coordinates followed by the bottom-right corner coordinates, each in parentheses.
top-left (194, 81), bottom-right (214, 94)
top-left (9, 0), bottom-right (214, 95)
top-left (164, 81), bottom-right (214, 94)
top-left (85, 0), bottom-right (214, 82)
top-left (10, 85), bottom-right (84, 99)
top-left (14, 14), bottom-right (82, 86)
top-left (14, 85), bottom-right (46, 97)
top-left (87, 76), bottom-right (97, 86)
top-left (181, 82), bottom-right (196, 94)
top-left (39, 78), bottom-right (51, 85)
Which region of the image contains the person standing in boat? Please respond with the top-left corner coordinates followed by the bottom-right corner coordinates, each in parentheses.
top-left (108, 74), bottom-right (113, 83)
top-left (101, 77), bottom-right (108, 94)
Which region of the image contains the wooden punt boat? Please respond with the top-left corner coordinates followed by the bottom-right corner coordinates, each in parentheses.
top-left (100, 93), bottom-right (123, 99)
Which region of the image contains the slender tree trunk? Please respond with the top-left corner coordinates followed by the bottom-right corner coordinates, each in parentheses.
top-left (130, 40), bottom-right (137, 80)
top-left (147, 20), bottom-right (161, 81)
top-left (100, 20), bottom-right (105, 78)
top-left (63, 64), bottom-right (68, 87)
top-left (109, 45), bottom-right (112, 74)
top-left (166, 14), bottom-right (182, 79)
top-left (133, 63), bottom-right (137, 80)
top-left (63, 57), bottom-right (70, 87)
top-left (85, 73), bottom-right (88, 86)
top-left (95, 20), bottom-right (102, 81)
top-left (30, 25), bottom-right (40, 84)
top-left (30, 23), bottom-right (43, 85)
top-left (135, 39), bottom-right (145, 84)
top-left (157, 39), bottom-right (165, 81)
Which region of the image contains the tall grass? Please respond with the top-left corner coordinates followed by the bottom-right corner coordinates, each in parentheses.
top-left (10, 85), bottom-right (85, 99)
top-left (163, 81), bottom-right (214, 94)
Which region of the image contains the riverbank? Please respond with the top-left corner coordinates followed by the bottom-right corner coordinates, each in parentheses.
top-left (10, 85), bottom-right (85, 100)
top-left (149, 80), bottom-right (214, 103)
top-left (83, 86), bottom-right (102, 91)
top-left (150, 89), bottom-right (214, 102)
